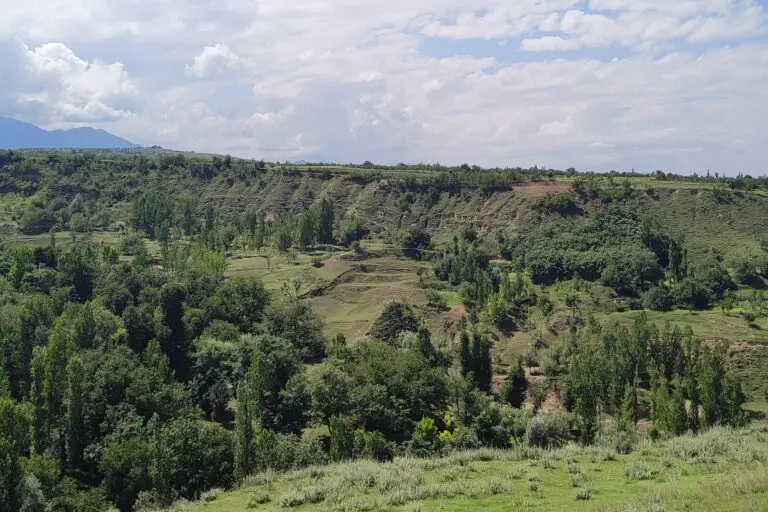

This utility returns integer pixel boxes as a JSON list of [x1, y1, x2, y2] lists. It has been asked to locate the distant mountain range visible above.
[[0, 117, 137, 150]]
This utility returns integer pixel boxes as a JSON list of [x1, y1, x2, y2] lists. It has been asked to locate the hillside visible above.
[[1, 150, 767, 512], [185, 425, 768, 512], [0, 117, 137, 150]]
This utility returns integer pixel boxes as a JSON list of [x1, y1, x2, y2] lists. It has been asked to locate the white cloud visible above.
[[0, 38, 137, 124], [186, 43, 241, 78], [0, 0, 766, 173]]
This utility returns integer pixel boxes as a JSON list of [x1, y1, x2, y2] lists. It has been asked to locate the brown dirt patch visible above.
[[514, 181, 572, 198], [443, 305, 468, 335]]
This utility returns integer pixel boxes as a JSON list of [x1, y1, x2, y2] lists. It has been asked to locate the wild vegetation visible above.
[[0, 149, 766, 512]]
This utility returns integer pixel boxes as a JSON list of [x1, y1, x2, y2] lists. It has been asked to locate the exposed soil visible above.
[[514, 181, 573, 197]]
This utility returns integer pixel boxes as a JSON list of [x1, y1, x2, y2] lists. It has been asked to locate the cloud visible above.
[[186, 43, 241, 78], [0, 0, 767, 174], [0, 38, 137, 124]]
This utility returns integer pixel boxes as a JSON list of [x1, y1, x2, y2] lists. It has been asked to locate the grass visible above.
[[184, 425, 768, 512]]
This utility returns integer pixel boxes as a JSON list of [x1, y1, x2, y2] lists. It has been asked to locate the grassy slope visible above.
[[186, 425, 768, 512], [6, 171, 768, 399]]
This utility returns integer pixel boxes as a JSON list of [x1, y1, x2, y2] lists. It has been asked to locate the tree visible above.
[[244, 335, 303, 433], [617, 383, 637, 432], [30, 347, 48, 455], [265, 298, 325, 361], [529, 379, 549, 414], [408, 417, 441, 457], [0, 367, 8, 400], [157, 282, 189, 380], [298, 211, 315, 250], [177, 194, 199, 236], [502, 358, 528, 408], [308, 362, 351, 429], [470, 332, 492, 392], [650, 376, 669, 434], [65, 356, 85, 472], [668, 238, 686, 282], [675, 277, 712, 311], [148, 414, 173, 505], [402, 228, 431, 259], [0, 398, 31, 511], [101, 245, 119, 265], [10, 245, 34, 289], [44, 317, 76, 463], [341, 217, 369, 245], [207, 278, 270, 333], [416, 325, 437, 364], [459, 331, 472, 377], [601, 248, 663, 296], [234, 381, 254, 482], [329, 415, 355, 461], [564, 349, 607, 443], [668, 378, 688, 436], [57, 243, 97, 302], [316, 197, 335, 244]]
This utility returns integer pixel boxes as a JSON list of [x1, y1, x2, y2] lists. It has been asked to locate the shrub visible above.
[[354, 430, 395, 462], [121, 233, 146, 256], [525, 411, 571, 449], [624, 461, 657, 481], [341, 217, 370, 245], [311, 258, 324, 268], [408, 417, 442, 458], [644, 285, 674, 312], [573, 487, 594, 501], [674, 278, 712, 310], [401, 228, 431, 260], [369, 302, 419, 343], [248, 491, 271, 507], [278, 487, 326, 508], [425, 290, 447, 310]]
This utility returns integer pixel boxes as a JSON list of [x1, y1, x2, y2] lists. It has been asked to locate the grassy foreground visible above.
[[183, 425, 768, 512]]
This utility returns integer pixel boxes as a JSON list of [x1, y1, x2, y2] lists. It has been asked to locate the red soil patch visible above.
[[514, 181, 572, 197], [443, 305, 468, 335]]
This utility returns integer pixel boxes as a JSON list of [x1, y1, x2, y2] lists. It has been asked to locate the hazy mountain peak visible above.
[[0, 117, 137, 150]]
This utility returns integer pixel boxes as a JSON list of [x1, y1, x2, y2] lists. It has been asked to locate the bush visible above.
[[525, 411, 571, 449], [624, 461, 657, 481], [311, 258, 324, 268], [369, 302, 419, 343], [573, 487, 594, 501], [425, 290, 447, 310], [355, 430, 395, 462], [18, 206, 58, 235], [248, 491, 271, 507], [402, 228, 431, 260], [341, 217, 370, 245], [121, 233, 146, 256], [733, 260, 760, 286], [674, 278, 712, 310], [644, 285, 673, 312], [408, 417, 442, 458]]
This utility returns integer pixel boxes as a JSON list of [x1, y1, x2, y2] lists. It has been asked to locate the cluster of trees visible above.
[[0, 150, 760, 512], [0, 231, 752, 512], [556, 316, 746, 443], [433, 233, 537, 329], [0, 236, 322, 510], [131, 188, 355, 257]]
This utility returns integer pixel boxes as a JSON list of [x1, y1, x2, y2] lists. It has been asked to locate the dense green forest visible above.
[[0, 150, 765, 511]]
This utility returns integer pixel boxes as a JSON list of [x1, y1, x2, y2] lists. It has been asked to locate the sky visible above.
[[1, 0, 767, 174]]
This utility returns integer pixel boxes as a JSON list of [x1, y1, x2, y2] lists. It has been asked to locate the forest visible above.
[[0, 149, 765, 512]]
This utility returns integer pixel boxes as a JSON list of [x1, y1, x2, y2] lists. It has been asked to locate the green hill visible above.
[[1, 150, 767, 512]]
